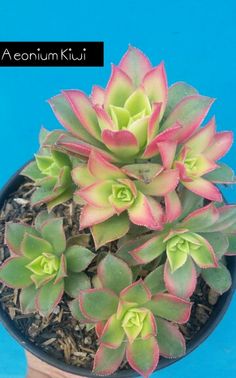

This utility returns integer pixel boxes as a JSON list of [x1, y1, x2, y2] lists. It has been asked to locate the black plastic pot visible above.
[[0, 163, 236, 378]]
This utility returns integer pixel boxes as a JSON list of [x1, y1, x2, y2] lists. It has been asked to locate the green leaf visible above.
[[5, 223, 39, 255], [227, 234, 236, 254], [144, 265, 165, 295], [34, 211, 55, 232], [122, 163, 163, 183], [21, 233, 53, 259], [181, 204, 218, 232], [162, 82, 198, 123], [20, 285, 37, 313], [200, 232, 229, 259], [0, 257, 32, 288], [65, 245, 95, 273], [202, 262, 232, 294], [146, 293, 192, 323], [204, 163, 236, 183], [64, 272, 91, 298], [97, 254, 132, 295], [161, 95, 213, 132], [39, 127, 50, 145], [47, 187, 74, 212], [49, 94, 102, 146], [204, 206, 236, 233], [93, 343, 126, 376], [36, 280, 64, 316], [51, 150, 71, 168], [156, 317, 186, 358], [167, 244, 188, 273], [21, 161, 45, 181], [100, 314, 125, 348], [41, 218, 66, 255], [189, 234, 218, 269], [91, 213, 130, 249], [69, 298, 89, 322], [164, 258, 197, 298], [116, 235, 151, 266], [130, 233, 166, 265], [80, 288, 119, 321], [126, 336, 159, 378], [178, 187, 203, 221], [120, 280, 151, 305]]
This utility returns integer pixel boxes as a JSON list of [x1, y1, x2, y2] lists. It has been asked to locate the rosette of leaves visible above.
[[0, 211, 95, 316], [70, 254, 192, 378], [46, 46, 235, 220], [21, 128, 75, 211], [72, 150, 179, 248], [117, 193, 235, 299]]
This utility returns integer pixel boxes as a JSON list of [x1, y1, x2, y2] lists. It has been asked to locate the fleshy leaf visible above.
[[49, 94, 100, 145], [185, 117, 216, 153], [21, 233, 53, 259], [203, 205, 236, 233], [5, 223, 39, 255], [122, 163, 163, 183], [41, 218, 66, 255], [131, 233, 166, 264], [65, 245, 95, 273], [136, 169, 179, 196], [204, 163, 236, 184], [21, 161, 45, 181], [20, 285, 37, 313], [100, 314, 124, 348], [62, 90, 101, 140], [146, 293, 192, 323], [120, 280, 151, 305], [143, 62, 168, 119], [34, 211, 55, 232], [183, 177, 222, 202], [104, 65, 133, 110], [116, 235, 152, 266], [189, 234, 218, 269], [88, 151, 125, 180], [202, 262, 232, 294], [181, 203, 219, 233], [35, 279, 64, 316], [128, 193, 163, 230], [69, 299, 88, 322], [64, 272, 91, 298], [79, 288, 119, 322], [79, 204, 116, 229], [101, 129, 139, 159], [126, 336, 159, 378], [91, 213, 130, 249], [164, 257, 197, 298], [178, 188, 203, 221], [162, 82, 198, 122], [93, 343, 126, 376], [0, 257, 32, 288], [144, 265, 165, 295], [161, 95, 214, 142], [156, 318, 186, 358], [97, 254, 132, 295], [200, 232, 229, 259], [119, 46, 152, 86]]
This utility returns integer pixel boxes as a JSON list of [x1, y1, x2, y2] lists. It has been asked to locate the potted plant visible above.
[[0, 46, 236, 378]]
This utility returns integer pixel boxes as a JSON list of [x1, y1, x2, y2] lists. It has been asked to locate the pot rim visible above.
[[0, 161, 235, 378]]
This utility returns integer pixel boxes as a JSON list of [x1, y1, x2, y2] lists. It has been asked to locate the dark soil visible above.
[[0, 179, 220, 371]]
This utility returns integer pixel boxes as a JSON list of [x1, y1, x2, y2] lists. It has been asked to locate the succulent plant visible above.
[[47, 46, 215, 166], [0, 211, 95, 316], [21, 128, 75, 211], [72, 150, 179, 248], [70, 254, 192, 378], [117, 201, 235, 298], [46, 46, 235, 222]]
